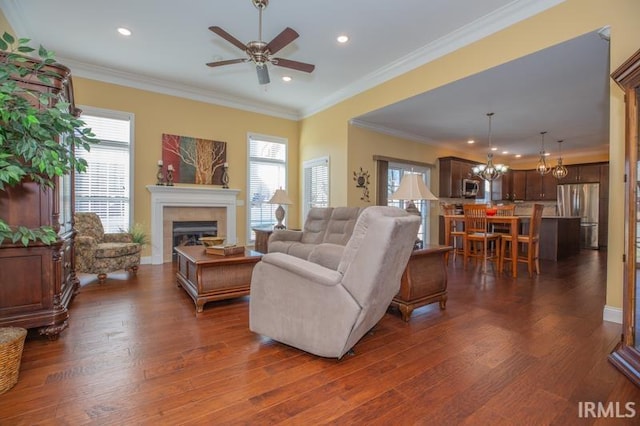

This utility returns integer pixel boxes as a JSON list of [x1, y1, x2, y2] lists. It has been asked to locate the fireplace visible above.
[[172, 220, 217, 259], [147, 185, 240, 264]]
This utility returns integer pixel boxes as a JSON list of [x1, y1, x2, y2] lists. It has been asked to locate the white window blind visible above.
[[248, 134, 287, 241], [303, 157, 329, 220], [75, 112, 132, 233]]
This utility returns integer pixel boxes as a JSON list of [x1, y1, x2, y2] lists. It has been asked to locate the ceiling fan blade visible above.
[[206, 58, 248, 67], [256, 65, 270, 85], [272, 58, 315, 73], [209, 26, 247, 51], [266, 27, 299, 55]]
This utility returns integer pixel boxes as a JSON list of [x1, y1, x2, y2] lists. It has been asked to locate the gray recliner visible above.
[[249, 206, 420, 358]]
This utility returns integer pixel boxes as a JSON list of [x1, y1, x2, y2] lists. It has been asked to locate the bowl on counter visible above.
[[486, 207, 498, 216]]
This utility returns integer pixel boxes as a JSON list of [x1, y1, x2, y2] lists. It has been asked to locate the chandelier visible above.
[[536, 131, 552, 175], [552, 139, 568, 179], [472, 112, 508, 181]]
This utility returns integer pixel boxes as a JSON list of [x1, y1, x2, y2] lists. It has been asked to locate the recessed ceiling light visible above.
[[117, 27, 132, 36], [491, 147, 498, 151], [282, 76, 292, 82], [544, 152, 551, 156], [515, 154, 522, 158], [467, 140, 475, 144], [502, 151, 509, 155], [337, 35, 349, 43]]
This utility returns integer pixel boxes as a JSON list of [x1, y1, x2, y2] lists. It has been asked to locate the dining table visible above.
[[443, 214, 521, 277]]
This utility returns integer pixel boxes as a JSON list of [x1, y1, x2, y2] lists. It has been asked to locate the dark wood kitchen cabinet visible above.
[[438, 157, 484, 199], [0, 55, 79, 340], [502, 170, 527, 201], [563, 163, 604, 183], [525, 170, 557, 200]]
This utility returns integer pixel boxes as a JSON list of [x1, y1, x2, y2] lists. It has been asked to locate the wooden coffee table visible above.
[[174, 245, 262, 313]]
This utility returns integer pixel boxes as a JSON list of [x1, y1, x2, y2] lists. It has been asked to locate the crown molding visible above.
[[57, 57, 301, 121], [349, 119, 436, 145], [1, 0, 564, 121], [301, 0, 565, 118]]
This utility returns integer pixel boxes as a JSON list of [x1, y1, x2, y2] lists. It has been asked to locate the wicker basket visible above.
[[0, 327, 27, 394]]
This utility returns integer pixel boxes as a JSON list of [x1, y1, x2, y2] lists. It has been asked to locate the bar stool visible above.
[[499, 204, 544, 277]]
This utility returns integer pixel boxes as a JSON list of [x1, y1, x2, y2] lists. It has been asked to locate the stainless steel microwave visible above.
[[463, 179, 479, 197]]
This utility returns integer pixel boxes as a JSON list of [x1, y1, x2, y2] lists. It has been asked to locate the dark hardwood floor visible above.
[[1, 250, 639, 425]]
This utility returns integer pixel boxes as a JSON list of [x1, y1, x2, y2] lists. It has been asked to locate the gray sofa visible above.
[[268, 206, 363, 270], [250, 206, 420, 358]]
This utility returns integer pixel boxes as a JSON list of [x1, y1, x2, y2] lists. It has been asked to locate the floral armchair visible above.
[[74, 212, 141, 283]]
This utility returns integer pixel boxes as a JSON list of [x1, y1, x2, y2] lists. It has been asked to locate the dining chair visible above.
[[491, 204, 516, 234], [462, 204, 501, 273], [499, 203, 544, 277], [442, 204, 465, 265]]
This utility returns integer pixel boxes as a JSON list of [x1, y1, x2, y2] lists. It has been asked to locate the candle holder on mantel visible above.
[[221, 164, 229, 189], [156, 163, 165, 186], [166, 166, 174, 186]]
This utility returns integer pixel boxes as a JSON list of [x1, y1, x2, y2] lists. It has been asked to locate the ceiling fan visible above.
[[206, 0, 315, 85]]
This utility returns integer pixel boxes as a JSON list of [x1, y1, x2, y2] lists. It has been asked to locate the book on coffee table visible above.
[[205, 244, 245, 256]]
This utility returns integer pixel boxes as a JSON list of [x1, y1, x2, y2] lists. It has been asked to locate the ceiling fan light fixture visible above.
[[256, 64, 270, 85], [207, 0, 315, 85], [536, 131, 552, 175], [337, 35, 349, 43], [471, 112, 508, 182]]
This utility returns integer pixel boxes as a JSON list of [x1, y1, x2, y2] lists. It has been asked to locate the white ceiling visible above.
[[0, 0, 610, 162]]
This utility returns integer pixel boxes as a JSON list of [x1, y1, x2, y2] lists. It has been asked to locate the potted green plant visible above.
[[0, 32, 97, 246]]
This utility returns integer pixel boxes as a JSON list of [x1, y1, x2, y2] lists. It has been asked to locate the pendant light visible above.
[[536, 131, 552, 175], [552, 139, 568, 179], [471, 113, 509, 181]]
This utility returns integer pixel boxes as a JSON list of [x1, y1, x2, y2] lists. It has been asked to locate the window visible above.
[[303, 157, 329, 220], [387, 163, 432, 247], [75, 108, 133, 233], [247, 134, 287, 241]]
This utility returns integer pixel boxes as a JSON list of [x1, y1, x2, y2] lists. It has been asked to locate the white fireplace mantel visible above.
[[147, 185, 240, 264]]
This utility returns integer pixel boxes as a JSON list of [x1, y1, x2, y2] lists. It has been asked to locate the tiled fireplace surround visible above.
[[147, 185, 240, 264]]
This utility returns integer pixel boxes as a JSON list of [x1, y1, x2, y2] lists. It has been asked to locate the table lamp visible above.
[[268, 188, 293, 229], [390, 172, 438, 215], [390, 172, 438, 250]]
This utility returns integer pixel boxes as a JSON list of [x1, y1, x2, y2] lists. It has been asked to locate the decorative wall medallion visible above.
[[353, 167, 370, 202]]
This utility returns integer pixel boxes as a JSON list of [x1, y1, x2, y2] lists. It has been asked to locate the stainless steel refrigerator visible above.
[[557, 183, 600, 249]]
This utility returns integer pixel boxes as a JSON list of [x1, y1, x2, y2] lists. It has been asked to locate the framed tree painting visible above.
[[162, 134, 227, 185]]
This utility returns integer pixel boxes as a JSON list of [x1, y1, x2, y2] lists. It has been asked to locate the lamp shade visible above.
[[390, 172, 438, 201], [268, 188, 293, 205]]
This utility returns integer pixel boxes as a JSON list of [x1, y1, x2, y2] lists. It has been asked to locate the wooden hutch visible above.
[[0, 54, 79, 339]]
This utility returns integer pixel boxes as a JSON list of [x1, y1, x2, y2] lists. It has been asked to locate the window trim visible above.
[[246, 132, 288, 242], [78, 105, 135, 226], [302, 156, 330, 221]]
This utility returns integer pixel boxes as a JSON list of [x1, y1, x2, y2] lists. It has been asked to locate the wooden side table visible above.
[[390, 244, 452, 321], [252, 227, 273, 254]]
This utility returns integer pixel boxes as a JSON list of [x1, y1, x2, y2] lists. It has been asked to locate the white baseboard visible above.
[[603, 305, 623, 324], [140, 256, 153, 265]]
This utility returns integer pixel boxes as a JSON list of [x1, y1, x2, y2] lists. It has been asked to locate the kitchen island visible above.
[[438, 215, 581, 262], [521, 216, 581, 260]]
